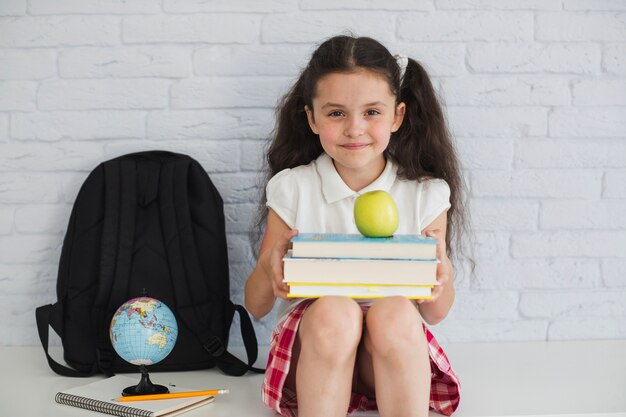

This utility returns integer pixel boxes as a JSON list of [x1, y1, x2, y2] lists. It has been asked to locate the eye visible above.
[[365, 109, 381, 116], [328, 111, 344, 118]]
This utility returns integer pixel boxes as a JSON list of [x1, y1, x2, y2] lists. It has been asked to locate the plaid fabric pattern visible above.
[[261, 300, 461, 416]]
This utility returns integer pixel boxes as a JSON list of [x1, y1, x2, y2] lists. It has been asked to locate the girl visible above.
[[245, 35, 466, 417]]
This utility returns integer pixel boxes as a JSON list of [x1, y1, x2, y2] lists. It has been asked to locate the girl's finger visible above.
[[275, 284, 289, 299], [426, 229, 439, 240], [271, 260, 283, 282], [431, 284, 444, 299], [283, 229, 298, 245], [436, 272, 448, 287], [435, 235, 446, 259], [425, 229, 443, 257]]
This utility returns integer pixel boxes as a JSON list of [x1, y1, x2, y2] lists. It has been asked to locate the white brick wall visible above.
[[1, 1, 625, 347]]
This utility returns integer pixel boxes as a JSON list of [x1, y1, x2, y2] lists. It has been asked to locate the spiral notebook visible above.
[[55, 375, 214, 417]]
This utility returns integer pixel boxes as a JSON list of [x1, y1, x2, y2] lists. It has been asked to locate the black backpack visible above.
[[36, 150, 262, 377]]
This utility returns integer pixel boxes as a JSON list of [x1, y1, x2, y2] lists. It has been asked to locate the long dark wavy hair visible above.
[[252, 35, 471, 262]]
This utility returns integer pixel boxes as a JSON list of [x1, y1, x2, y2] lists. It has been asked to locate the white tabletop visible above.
[[2, 340, 625, 417]]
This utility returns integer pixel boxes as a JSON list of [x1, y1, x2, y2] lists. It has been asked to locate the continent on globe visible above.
[[148, 332, 168, 349]]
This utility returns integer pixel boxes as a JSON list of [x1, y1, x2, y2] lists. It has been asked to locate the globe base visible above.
[[122, 364, 169, 396]]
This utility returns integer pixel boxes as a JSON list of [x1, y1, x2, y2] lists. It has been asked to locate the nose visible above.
[[344, 116, 364, 138]]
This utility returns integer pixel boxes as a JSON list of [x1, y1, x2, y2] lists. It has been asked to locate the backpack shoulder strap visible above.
[[36, 164, 107, 377], [218, 304, 265, 375], [160, 156, 262, 375], [92, 157, 138, 376], [36, 303, 97, 377]]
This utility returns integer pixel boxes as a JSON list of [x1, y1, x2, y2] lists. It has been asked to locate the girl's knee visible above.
[[300, 296, 363, 358], [365, 297, 425, 354]]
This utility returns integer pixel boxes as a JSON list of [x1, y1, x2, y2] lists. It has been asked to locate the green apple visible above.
[[353, 190, 399, 237]]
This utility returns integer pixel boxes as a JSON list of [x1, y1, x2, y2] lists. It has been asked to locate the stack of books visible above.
[[283, 233, 439, 300]]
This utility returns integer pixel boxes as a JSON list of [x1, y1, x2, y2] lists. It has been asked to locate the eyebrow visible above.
[[321, 101, 388, 109]]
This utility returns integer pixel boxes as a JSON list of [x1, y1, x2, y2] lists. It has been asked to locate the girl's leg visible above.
[[357, 296, 431, 417], [284, 296, 363, 417]]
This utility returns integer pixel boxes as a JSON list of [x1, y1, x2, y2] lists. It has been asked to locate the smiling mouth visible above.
[[341, 143, 369, 150]]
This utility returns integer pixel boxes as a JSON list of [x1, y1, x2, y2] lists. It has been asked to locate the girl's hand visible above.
[[261, 228, 299, 300], [418, 230, 451, 304]]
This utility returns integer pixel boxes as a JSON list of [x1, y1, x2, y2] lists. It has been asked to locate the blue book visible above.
[[290, 233, 437, 260]]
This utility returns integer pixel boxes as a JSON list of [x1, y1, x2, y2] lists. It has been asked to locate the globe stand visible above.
[[122, 365, 169, 396]]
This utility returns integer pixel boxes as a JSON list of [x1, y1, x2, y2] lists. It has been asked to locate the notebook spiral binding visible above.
[[55, 392, 151, 417]]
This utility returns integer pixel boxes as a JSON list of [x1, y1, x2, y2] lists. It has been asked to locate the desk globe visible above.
[[109, 296, 178, 395]]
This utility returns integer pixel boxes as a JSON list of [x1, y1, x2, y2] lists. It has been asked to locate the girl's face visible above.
[[305, 69, 405, 190]]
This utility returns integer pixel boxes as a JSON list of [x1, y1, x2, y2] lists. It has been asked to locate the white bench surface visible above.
[[2, 340, 625, 417]]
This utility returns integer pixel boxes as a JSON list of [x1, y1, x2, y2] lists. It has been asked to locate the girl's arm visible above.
[[418, 210, 455, 325], [244, 209, 297, 320]]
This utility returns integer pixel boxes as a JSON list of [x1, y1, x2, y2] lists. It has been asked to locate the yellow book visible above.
[[287, 283, 433, 299]]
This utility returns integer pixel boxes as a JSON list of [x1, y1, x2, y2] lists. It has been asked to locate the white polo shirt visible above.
[[266, 152, 451, 322]]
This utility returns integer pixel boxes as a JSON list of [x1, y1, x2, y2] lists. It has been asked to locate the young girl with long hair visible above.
[[245, 34, 468, 417]]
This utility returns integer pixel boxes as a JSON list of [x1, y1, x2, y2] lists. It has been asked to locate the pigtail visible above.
[[267, 75, 323, 177], [390, 58, 468, 261], [251, 71, 324, 254], [391, 58, 451, 179]]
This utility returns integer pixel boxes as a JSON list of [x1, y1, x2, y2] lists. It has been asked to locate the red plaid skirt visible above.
[[261, 300, 461, 416]]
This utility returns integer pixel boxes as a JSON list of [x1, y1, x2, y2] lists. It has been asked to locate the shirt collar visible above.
[[315, 153, 397, 204]]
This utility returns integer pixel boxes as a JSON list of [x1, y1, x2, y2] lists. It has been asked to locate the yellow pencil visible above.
[[114, 389, 229, 402]]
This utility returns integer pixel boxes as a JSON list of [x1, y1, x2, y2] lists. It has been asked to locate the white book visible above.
[[283, 251, 439, 286]]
